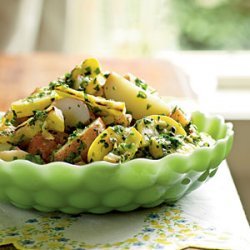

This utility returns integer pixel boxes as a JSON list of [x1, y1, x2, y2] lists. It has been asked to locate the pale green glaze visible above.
[[0, 111, 234, 214]]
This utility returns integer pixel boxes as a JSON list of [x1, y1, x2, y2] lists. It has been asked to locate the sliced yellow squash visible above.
[[11, 93, 57, 118], [148, 115, 186, 135], [148, 137, 165, 159], [87, 126, 142, 163], [71, 58, 106, 95], [71, 58, 101, 79], [135, 115, 186, 147]]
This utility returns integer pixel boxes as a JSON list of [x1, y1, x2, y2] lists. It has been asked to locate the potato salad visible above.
[[0, 58, 214, 164]]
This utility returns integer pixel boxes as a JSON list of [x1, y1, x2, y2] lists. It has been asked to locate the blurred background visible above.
[[0, 0, 250, 222], [1, 0, 250, 55]]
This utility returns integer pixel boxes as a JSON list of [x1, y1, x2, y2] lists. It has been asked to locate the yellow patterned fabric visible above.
[[0, 163, 249, 250], [0, 203, 248, 250]]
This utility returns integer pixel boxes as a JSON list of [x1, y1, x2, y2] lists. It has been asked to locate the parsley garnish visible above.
[[94, 67, 101, 74], [99, 139, 109, 148], [29, 110, 47, 126], [65, 152, 78, 163], [103, 72, 110, 78], [137, 91, 147, 99], [25, 154, 44, 164], [143, 117, 152, 125], [94, 85, 100, 91], [135, 78, 148, 91], [84, 66, 92, 76]]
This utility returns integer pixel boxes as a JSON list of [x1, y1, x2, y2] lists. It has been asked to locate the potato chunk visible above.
[[54, 118, 105, 163], [54, 97, 90, 128], [28, 134, 58, 162], [170, 106, 190, 127], [104, 72, 170, 119], [55, 85, 128, 126]]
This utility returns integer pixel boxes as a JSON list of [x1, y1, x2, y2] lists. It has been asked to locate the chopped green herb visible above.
[[125, 143, 133, 149], [0, 128, 13, 138], [49, 81, 60, 90], [103, 72, 110, 78], [99, 139, 109, 148], [135, 78, 148, 91], [69, 130, 80, 140], [146, 104, 152, 110], [101, 132, 108, 138], [4, 119, 11, 126], [29, 110, 47, 126], [143, 117, 152, 125], [172, 105, 178, 114], [38, 92, 46, 98], [92, 107, 102, 113], [94, 85, 100, 91], [78, 140, 86, 150], [25, 154, 44, 164], [80, 76, 91, 90], [26, 95, 35, 103], [137, 91, 147, 99], [64, 72, 71, 79], [110, 137, 117, 144], [12, 110, 17, 118], [18, 133, 26, 144], [94, 67, 101, 74], [65, 152, 78, 163], [113, 125, 124, 134], [171, 127, 176, 133], [76, 121, 85, 129], [84, 66, 92, 76], [84, 93, 89, 101]]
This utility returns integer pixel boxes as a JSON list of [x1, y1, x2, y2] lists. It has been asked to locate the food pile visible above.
[[0, 58, 214, 164]]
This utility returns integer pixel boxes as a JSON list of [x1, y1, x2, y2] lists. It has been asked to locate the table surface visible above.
[[0, 53, 249, 249]]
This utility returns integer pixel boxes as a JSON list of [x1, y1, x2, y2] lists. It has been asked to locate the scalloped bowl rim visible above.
[[0, 110, 234, 169]]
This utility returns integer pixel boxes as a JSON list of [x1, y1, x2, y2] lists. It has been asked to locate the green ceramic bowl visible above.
[[0, 111, 233, 214]]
